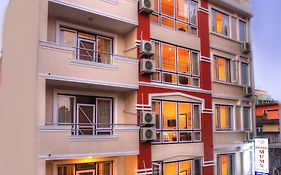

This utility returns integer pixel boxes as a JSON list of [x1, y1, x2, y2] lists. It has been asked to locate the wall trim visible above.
[[38, 150, 139, 160], [139, 82, 212, 94], [38, 73, 139, 90], [49, 0, 138, 26]]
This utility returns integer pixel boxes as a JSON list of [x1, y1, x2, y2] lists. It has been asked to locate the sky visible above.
[[252, 0, 281, 101], [0, 0, 280, 100], [0, 0, 10, 55]]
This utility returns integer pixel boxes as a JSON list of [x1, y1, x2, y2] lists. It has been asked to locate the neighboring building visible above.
[[255, 90, 281, 174], [0, 0, 255, 175]]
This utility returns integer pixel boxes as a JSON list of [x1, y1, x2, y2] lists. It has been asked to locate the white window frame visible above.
[[215, 104, 234, 131], [213, 55, 231, 83], [96, 98, 113, 135], [210, 8, 231, 38], [216, 153, 235, 175], [242, 106, 252, 131], [238, 18, 248, 42], [151, 40, 201, 88], [56, 95, 76, 125], [240, 61, 250, 86], [52, 89, 117, 128], [76, 103, 95, 136]]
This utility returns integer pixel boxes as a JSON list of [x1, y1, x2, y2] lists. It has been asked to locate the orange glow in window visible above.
[[216, 13, 223, 34], [221, 155, 228, 175]]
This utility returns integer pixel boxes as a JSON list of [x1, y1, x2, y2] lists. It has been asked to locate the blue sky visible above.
[[252, 0, 281, 101], [0, 1, 280, 100]]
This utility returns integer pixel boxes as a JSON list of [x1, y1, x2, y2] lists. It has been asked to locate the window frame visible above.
[[213, 55, 231, 83], [211, 8, 230, 37], [151, 0, 199, 36], [238, 19, 247, 42], [152, 158, 202, 175], [242, 106, 252, 131], [215, 104, 233, 131], [96, 98, 113, 135], [152, 100, 202, 144], [58, 26, 113, 64], [52, 90, 114, 135], [151, 40, 200, 88], [216, 154, 235, 175], [240, 61, 250, 86]]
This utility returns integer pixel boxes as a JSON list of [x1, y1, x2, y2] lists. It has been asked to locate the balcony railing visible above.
[[44, 122, 138, 136]]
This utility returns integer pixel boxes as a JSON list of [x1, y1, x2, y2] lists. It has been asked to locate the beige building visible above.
[[0, 0, 255, 175]]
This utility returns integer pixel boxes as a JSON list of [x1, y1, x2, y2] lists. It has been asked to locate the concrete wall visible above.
[[0, 1, 40, 175]]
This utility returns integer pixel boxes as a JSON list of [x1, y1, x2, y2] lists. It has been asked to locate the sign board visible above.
[[255, 138, 269, 175]]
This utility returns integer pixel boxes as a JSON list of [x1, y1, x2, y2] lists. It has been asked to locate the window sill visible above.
[[214, 130, 243, 133], [68, 134, 118, 142], [210, 32, 241, 44], [70, 59, 117, 70], [39, 125, 72, 131], [213, 80, 244, 87]]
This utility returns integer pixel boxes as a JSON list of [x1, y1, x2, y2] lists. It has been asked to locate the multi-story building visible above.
[[0, 0, 255, 175], [255, 90, 281, 174]]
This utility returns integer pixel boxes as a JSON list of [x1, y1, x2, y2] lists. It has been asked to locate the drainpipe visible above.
[[0, 0, 10, 59]]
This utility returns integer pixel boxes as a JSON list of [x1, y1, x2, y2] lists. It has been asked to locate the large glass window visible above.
[[152, 41, 200, 87], [152, 100, 201, 144], [211, 9, 229, 36], [56, 94, 113, 135], [217, 154, 234, 175], [215, 105, 233, 131], [243, 107, 251, 131], [58, 162, 113, 175], [239, 20, 247, 42], [241, 62, 249, 85], [59, 27, 113, 64], [213, 56, 230, 82], [152, 0, 198, 35], [153, 158, 202, 175]]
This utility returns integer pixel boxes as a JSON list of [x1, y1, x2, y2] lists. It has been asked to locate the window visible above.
[[217, 154, 235, 175], [59, 27, 113, 64], [152, 100, 201, 144], [213, 56, 230, 82], [55, 94, 113, 135], [241, 62, 249, 85], [57, 95, 75, 124], [239, 20, 247, 42], [243, 107, 251, 131], [211, 9, 229, 36], [58, 162, 113, 175], [152, 41, 200, 87], [215, 105, 233, 131], [151, 0, 198, 35], [153, 158, 202, 175]]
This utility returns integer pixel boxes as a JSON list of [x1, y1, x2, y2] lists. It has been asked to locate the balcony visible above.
[[38, 41, 138, 90], [48, 0, 138, 34], [38, 123, 139, 159]]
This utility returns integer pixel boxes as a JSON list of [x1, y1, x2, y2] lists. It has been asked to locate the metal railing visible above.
[[74, 47, 113, 65], [44, 122, 138, 136]]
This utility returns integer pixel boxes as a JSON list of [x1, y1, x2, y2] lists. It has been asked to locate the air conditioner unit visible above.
[[140, 111, 156, 126], [241, 42, 251, 54], [140, 59, 156, 75], [244, 132, 254, 142], [140, 40, 155, 56], [139, 0, 154, 14], [140, 127, 156, 142], [243, 85, 253, 97]]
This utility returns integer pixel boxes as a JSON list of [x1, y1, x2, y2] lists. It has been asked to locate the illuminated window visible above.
[[217, 154, 234, 175], [211, 9, 229, 36], [215, 105, 232, 131], [59, 27, 113, 64], [152, 0, 198, 35], [213, 56, 230, 82], [239, 20, 247, 42], [152, 41, 200, 87], [153, 158, 202, 175], [152, 100, 201, 144]]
